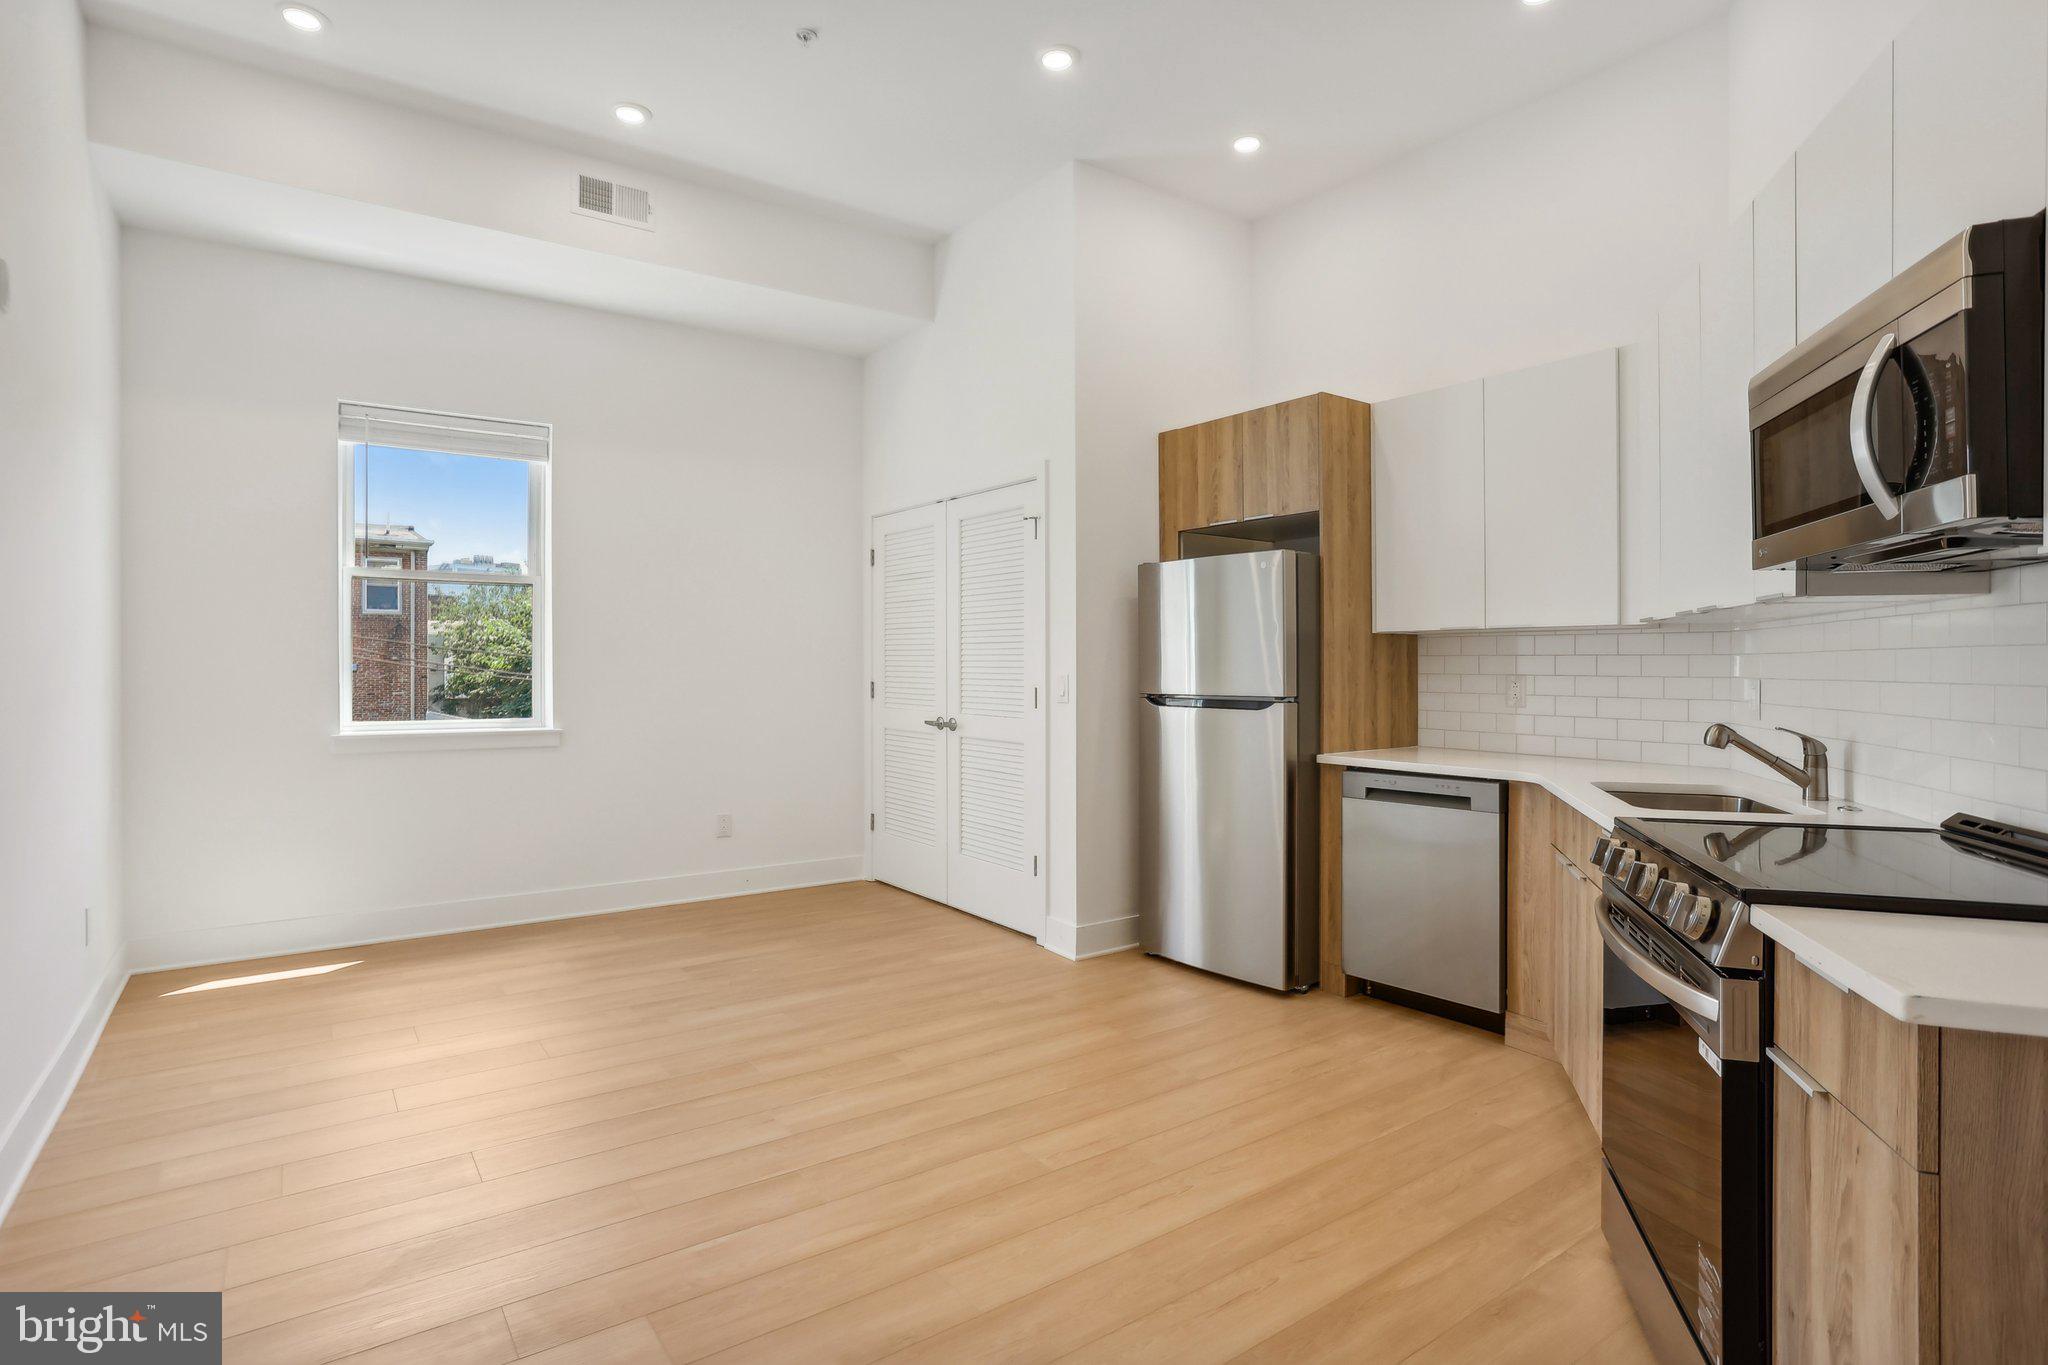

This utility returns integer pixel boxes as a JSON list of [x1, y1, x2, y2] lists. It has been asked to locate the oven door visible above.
[[1596, 897, 1764, 1364]]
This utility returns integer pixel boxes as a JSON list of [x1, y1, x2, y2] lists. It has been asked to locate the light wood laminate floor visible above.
[[0, 882, 1657, 1364]]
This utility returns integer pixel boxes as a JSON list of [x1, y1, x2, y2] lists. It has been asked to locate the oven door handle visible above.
[[1594, 905, 1722, 1022], [1849, 331, 1902, 520]]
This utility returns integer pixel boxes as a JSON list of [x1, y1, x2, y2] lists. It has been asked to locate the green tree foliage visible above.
[[432, 585, 533, 718]]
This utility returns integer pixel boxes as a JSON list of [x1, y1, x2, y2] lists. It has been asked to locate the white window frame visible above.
[[360, 556, 404, 615], [336, 402, 556, 746]]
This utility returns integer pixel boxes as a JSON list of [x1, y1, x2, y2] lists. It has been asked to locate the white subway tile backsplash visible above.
[[1995, 686, 2048, 729], [1411, 563, 2048, 827]]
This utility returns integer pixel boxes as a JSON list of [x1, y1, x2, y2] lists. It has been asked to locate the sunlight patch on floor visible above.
[[160, 961, 362, 996]]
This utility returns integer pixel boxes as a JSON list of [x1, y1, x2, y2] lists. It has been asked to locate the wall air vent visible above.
[[573, 174, 654, 231]]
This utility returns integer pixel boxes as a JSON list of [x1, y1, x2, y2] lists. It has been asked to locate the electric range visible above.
[[1588, 811, 2048, 1364]]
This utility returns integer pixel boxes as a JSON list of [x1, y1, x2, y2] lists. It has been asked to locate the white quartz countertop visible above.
[[1752, 905, 2048, 1038], [1316, 746, 2048, 1038], [1315, 745, 1912, 832]]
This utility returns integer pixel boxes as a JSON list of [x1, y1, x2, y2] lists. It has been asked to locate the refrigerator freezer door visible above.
[[1138, 551, 1298, 699], [1138, 697, 1295, 990]]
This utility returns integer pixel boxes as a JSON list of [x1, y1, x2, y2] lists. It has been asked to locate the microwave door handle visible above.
[[1594, 904, 1721, 1021], [1849, 331, 1902, 520]]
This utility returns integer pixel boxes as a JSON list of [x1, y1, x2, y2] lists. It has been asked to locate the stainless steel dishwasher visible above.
[[1341, 769, 1506, 1031]]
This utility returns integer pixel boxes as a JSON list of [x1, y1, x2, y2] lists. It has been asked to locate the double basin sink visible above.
[[1595, 783, 1791, 816]]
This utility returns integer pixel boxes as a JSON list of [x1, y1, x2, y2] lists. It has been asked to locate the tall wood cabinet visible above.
[[1157, 393, 1419, 993]]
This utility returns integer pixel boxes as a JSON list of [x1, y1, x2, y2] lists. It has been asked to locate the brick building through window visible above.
[[350, 524, 434, 721]]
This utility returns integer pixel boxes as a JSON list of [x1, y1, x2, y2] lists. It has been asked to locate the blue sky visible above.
[[354, 444, 529, 568]]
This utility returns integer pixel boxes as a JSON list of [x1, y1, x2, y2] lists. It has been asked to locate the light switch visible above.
[[1056, 674, 1071, 704]]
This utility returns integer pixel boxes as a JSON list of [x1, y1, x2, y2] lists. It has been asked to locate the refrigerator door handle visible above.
[[1143, 695, 1282, 710]]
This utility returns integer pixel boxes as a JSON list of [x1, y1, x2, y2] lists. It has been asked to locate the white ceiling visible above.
[[87, 0, 1728, 237]]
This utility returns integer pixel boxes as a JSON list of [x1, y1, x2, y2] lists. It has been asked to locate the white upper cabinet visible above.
[[1892, 0, 2048, 269], [1618, 330, 1662, 626], [1482, 351, 1620, 629], [1796, 51, 1893, 341], [1753, 159, 1798, 369], [1372, 379, 1485, 633], [1656, 270, 1703, 619], [1697, 210, 1763, 611]]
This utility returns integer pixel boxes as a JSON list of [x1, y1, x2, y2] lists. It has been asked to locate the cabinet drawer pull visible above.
[[1551, 849, 1587, 883], [1766, 1045, 1828, 1100]]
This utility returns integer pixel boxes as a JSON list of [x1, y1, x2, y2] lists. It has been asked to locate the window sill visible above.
[[332, 726, 562, 754]]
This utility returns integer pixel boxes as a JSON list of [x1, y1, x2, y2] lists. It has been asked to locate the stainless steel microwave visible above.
[[1748, 211, 2043, 573]]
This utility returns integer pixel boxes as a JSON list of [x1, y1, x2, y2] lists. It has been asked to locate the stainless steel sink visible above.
[[1595, 784, 1792, 816]]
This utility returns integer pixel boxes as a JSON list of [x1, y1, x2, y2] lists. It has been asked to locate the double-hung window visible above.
[[338, 402, 552, 736]]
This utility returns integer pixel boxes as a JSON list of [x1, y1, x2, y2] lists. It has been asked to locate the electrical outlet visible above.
[[715, 814, 733, 839], [1506, 676, 1526, 710], [1739, 677, 1761, 704]]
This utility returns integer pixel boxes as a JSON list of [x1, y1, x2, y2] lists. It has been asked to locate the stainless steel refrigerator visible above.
[[1137, 549, 1319, 992]]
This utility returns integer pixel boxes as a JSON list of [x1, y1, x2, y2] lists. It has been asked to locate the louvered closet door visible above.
[[870, 503, 949, 902], [943, 482, 1046, 937]]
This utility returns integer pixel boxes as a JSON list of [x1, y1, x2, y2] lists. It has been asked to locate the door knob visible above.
[[923, 717, 945, 729], [938, 717, 959, 731]]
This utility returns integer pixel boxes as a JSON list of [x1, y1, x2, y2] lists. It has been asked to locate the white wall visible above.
[[863, 168, 1077, 514], [861, 165, 1252, 955], [1250, 22, 1728, 406], [862, 167, 1082, 939], [1725, 0, 1928, 205], [120, 231, 867, 969], [0, 0, 126, 1216], [1072, 166, 1253, 953]]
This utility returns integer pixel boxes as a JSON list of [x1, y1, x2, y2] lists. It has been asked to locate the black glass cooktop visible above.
[[1617, 815, 2048, 923]]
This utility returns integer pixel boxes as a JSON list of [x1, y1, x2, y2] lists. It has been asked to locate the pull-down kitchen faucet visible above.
[[1703, 723, 1829, 805]]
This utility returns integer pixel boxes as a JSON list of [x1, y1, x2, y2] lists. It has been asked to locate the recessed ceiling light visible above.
[[1039, 46, 1079, 73], [1233, 135, 1263, 155], [1522, 0, 1554, 7], [278, 4, 327, 32], [613, 103, 652, 127]]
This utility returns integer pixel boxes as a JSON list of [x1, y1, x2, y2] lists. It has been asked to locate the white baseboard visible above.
[[1039, 913, 1140, 961], [127, 855, 867, 974], [0, 950, 130, 1226]]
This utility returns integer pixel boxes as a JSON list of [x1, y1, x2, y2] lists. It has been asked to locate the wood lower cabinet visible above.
[[1773, 1064, 1940, 1362], [1776, 952, 1939, 1167], [1771, 946, 2048, 1362], [1505, 783, 1557, 1053], [1554, 858, 1604, 1134], [1504, 782, 1605, 1134]]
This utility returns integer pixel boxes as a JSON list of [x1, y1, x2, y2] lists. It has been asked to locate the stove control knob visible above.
[[1650, 879, 1692, 921], [1604, 843, 1636, 878], [1624, 861, 1661, 900], [1678, 895, 1719, 941], [1591, 836, 1613, 870]]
